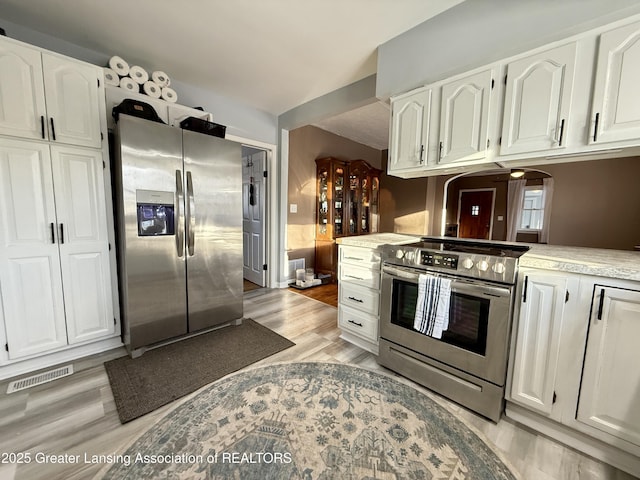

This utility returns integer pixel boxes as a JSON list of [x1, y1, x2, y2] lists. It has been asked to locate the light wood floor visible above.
[[0, 288, 635, 480]]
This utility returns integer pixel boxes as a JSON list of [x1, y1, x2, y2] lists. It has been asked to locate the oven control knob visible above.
[[477, 260, 489, 271], [395, 249, 404, 259], [461, 258, 474, 270], [492, 263, 506, 274], [405, 250, 415, 262]]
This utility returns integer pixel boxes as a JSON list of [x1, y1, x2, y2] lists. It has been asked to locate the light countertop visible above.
[[521, 244, 640, 282], [337, 234, 640, 282], [336, 233, 421, 248]]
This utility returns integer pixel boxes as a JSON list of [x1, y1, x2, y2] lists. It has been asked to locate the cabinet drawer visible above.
[[340, 282, 379, 316], [338, 305, 377, 342], [339, 245, 381, 269], [339, 264, 380, 290]]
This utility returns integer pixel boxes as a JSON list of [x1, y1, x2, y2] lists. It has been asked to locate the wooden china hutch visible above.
[[315, 157, 382, 280]]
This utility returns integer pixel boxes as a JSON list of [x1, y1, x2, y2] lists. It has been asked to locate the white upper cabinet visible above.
[[388, 87, 431, 173], [577, 286, 640, 447], [501, 43, 577, 155], [42, 53, 102, 148], [438, 68, 496, 164], [590, 20, 640, 146], [0, 38, 102, 148], [0, 41, 47, 141]]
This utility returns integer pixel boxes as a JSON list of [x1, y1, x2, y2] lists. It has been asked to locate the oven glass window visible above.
[[390, 279, 489, 355]]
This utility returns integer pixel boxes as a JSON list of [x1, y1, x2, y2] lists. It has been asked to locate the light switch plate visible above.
[[290, 203, 297, 213]]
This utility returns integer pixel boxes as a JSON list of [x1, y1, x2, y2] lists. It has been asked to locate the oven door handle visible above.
[[382, 264, 421, 280], [383, 265, 512, 298]]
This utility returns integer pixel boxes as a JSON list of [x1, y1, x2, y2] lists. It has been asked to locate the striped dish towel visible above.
[[413, 274, 452, 339]]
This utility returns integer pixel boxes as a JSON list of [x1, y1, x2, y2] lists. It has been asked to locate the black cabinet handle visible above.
[[347, 296, 364, 303], [59, 223, 64, 244], [41, 116, 46, 139], [419, 144, 425, 164], [522, 276, 529, 303], [438, 141, 443, 160], [597, 288, 605, 320], [50, 118, 56, 141], [558, 119, 565, 146], [348, 319, 363, 327], [50, 222, 55, 243], [593, 113, 599, 142]]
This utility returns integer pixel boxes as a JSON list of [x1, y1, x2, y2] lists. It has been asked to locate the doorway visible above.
[[242, 146, 267, 287], [457, 189, 495, 240]]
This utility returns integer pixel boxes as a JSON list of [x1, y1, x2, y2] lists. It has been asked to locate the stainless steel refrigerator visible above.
[[112, 114, 243, 356]]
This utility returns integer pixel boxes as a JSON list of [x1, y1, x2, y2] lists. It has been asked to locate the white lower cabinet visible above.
[[507, 268, 640, 476], [337, 245, 381, 354], [510, 270, 578, 418], [0, 137, 114, 360], [577, 285, 640, 447]]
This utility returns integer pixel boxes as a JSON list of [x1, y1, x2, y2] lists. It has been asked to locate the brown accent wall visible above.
[[543, 156, 640, 250], [431, 156, 640, 250], [287, 126, 383, 270]]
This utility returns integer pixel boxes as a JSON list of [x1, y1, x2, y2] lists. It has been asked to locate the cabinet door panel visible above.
[[591, 20, 640, 145], [0, 41, 47, 140], [439, 70, 492, 163], [510, 272, 568, 415], [577, 287, 640, 447], [0, 139, 67, 358], [51, 146, 114, 344], [389, 88, 430, 172], [42, 53, 102, 148], [501, 43, 576, 155]]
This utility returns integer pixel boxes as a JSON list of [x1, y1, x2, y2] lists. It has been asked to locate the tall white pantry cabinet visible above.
[[0, 35, 120, 376]]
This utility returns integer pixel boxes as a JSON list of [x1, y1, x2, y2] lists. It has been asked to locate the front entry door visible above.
[[458, 189, 494, 240], [242, 148, 266, 286]]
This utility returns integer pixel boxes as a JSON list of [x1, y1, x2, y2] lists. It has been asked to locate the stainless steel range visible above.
[[378, 237, 529, 422]]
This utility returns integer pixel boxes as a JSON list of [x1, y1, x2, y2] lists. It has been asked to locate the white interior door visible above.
[[242, 149, 266, 286]]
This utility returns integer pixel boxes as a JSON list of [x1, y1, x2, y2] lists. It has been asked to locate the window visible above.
[[519, 187, 545, 231]]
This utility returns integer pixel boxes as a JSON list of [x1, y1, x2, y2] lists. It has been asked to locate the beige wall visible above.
[[379, 152, 430, 234], [287, 126, 384, 270]]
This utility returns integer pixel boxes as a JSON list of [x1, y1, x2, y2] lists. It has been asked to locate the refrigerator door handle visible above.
[[186, 171, 195, 256], [175, 170, 185, 257]]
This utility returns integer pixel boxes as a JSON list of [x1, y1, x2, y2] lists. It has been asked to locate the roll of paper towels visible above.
[[142, 81, 161, 99], [119, 76, 138, 92], [161, 87, 178, 103], [108, 55, 129, 76], [103, 67, 120, 86], [151, 71, 170, 88], [129, 65, 149, 84]]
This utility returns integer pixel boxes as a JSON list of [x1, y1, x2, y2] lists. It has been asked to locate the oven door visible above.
[[380, 263, 514, 386]]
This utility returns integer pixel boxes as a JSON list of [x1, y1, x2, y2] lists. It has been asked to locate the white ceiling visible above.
[[312, 101, 391, 150], [0, 0, 462, 118]]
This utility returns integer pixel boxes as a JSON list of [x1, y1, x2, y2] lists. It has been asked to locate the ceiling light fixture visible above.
[[510, 169, 525, 178]]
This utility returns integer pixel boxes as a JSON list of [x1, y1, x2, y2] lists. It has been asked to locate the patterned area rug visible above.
[[104, 362, 520, 479]]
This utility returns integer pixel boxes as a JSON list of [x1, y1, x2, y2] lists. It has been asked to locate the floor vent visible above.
[[6, 365, 74, 394]]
